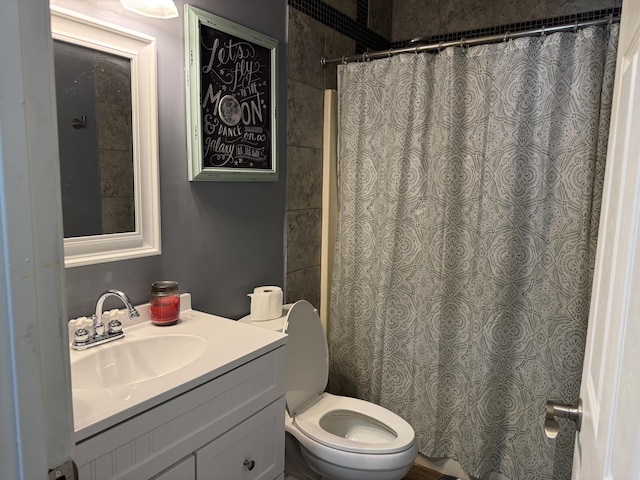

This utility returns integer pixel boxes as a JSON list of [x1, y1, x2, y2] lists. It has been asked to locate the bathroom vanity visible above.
[[69, 295, 286, 479]]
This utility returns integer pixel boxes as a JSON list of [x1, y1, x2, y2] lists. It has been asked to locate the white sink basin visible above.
[[71, 334, 207, 390]]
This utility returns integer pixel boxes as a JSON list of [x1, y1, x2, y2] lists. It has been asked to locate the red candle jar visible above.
[[150, 281, 180, 326]]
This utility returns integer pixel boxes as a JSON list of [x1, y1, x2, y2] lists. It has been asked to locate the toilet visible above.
[[241, 300, 417, 480]]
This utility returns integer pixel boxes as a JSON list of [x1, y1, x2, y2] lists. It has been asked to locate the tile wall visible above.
[[95, 52, 134, 234], [391, 0, 623, 43], [285, 0, 391, 308]]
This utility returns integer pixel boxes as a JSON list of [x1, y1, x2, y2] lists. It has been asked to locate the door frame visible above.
[[0, 0, 73, 477]]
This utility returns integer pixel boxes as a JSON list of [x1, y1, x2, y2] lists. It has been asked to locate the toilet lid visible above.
[[285, 300, 328, 416]]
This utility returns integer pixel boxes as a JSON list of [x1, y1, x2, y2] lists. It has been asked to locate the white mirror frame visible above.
[[51, 6, 161, 267]]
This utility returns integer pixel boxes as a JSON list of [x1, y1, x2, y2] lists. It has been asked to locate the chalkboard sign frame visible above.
[[184, 5, 278, 181]]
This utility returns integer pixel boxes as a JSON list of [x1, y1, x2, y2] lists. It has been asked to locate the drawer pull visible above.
[[243, 459, 256, 471]]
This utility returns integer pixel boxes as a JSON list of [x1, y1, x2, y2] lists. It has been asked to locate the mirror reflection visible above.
[[53, 40, 135, 238]]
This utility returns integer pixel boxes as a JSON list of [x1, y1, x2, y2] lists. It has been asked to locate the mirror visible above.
[[51, 6, 161, 267], [54, 40, 134, 238]]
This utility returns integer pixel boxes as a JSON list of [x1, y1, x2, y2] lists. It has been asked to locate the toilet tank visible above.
[[238, 304, 293, 332]]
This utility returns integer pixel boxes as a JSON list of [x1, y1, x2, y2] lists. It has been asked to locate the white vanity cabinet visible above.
[[71, 305, 286, 480]]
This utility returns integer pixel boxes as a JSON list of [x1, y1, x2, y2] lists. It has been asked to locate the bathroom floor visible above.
[[285, 463, 447, 480], [403, 463, 454, 480]]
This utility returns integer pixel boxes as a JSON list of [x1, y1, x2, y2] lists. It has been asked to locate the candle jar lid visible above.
[[151, 280, 179, 296]]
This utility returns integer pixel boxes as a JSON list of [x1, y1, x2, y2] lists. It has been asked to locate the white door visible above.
[[0, 0, 74, 478], [572, 2, 640, 478]]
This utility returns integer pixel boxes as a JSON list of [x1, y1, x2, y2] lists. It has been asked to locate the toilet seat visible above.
[[293, 393, 415, 454], [284, 300, 415, 458]]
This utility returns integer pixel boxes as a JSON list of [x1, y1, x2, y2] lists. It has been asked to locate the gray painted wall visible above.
[[53, 0, 287, 320]]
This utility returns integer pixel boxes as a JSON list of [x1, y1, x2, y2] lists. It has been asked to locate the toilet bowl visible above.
[[242, 299, 417, 480]]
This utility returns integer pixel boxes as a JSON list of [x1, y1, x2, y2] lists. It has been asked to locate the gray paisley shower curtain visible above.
[[328, 25, 619, 480]]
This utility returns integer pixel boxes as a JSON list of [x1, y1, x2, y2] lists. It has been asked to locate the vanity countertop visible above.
[[70, 294, 287, 442]]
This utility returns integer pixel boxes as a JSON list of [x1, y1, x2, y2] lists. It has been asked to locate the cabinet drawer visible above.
[[151, 455, 195, 480], [196, 398, 285, 480]]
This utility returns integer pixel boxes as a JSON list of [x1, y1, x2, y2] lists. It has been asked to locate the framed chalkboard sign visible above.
[[184, 5, 278, 181]]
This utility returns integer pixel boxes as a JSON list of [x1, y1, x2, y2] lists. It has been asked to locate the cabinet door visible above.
[[152, 455, 195, 480], [196, 398, 285, 480]]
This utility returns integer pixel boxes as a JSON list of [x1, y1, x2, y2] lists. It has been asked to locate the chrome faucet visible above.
[[93, 289, 140, 335], [72, 289, 140, 350]]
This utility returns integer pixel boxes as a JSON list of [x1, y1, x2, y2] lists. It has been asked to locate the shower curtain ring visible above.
[[461, 37, 468, 49], [438, 41, 444, 53], [503, 31, 510, 42], [342, 55, 347, 65], [415, 45, 419, 55], [541, 26, 546, 37], [574, 21, 579, 32], [362, 52, 369, 62], [388, 49, 393, 58]]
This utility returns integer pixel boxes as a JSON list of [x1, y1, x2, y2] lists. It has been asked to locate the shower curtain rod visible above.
[[321, 15, 619, 66]]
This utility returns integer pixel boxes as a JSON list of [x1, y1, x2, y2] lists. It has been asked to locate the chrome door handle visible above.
[[545, 399, 582, 438]]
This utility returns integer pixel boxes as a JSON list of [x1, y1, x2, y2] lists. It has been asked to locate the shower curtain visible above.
[[328, 25, 619, 480]]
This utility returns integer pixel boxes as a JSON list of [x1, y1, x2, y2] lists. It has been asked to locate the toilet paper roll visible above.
[[248, 286, 283, 321]]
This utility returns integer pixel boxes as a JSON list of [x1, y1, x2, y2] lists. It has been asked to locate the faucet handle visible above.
[[108, 319, 123, 334], [74, 328, 90, 344]]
